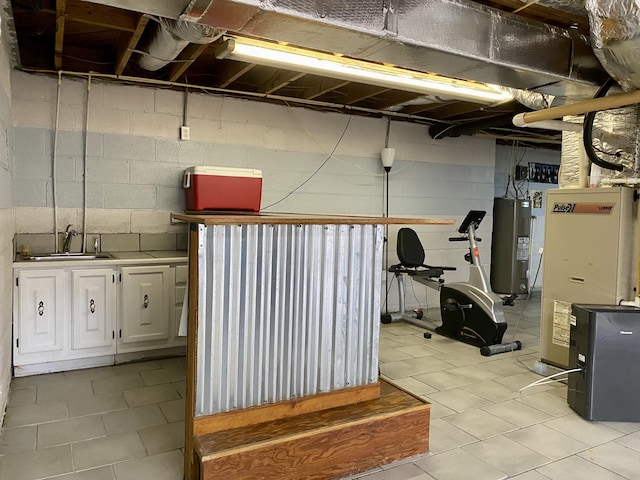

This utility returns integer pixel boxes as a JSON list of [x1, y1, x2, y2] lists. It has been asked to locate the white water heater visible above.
[[541, 187, 637, 368]]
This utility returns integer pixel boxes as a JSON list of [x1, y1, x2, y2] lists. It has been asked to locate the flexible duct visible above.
[[138, 18, 223, 71], [585, 0, 640, 92], [578, 1, 640, 178]]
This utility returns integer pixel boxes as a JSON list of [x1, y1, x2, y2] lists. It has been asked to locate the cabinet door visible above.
[[71, 268, 116, 353], [120, 266, 170, 346], [173, 263, 188, 345], [15, 269, 66, 356]]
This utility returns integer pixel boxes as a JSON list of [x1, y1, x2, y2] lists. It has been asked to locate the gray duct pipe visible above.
[[138, 17, 223, 71]]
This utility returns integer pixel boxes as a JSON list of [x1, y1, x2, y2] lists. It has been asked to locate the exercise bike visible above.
[[381, 210, 522, 356]]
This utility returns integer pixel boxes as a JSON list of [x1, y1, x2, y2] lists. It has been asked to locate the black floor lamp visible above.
[[381, 147, 395, 314]]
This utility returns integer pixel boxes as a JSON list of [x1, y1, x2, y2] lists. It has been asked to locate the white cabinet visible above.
[[14, 269, 66, 361], [71, 268, 116, 355], [119, 265, 171, 352], [13, 258, 187, 375]]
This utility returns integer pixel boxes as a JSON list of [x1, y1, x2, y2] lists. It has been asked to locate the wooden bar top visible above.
[[172, 211, 455, 226]]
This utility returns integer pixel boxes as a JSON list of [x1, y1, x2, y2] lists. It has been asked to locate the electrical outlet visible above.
[[180, 126, 190, 141], [539, 247, 544, 254]]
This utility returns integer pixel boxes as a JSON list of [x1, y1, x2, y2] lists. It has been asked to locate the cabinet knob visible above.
[[89, 299, 96, 314], [37, 301, 44, 316], [143, 294, 149, 309]]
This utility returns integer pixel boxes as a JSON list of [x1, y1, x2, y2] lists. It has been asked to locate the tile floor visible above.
[[1, 291, 639, 479]]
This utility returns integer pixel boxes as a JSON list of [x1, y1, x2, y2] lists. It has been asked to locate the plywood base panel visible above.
[[194, 380, 430, 480]]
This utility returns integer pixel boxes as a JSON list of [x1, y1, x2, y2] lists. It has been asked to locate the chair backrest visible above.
[[396, 228, 425, 268]]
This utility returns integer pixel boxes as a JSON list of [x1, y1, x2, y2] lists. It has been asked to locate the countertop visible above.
[[13, 250, 187, 267], [172, 212, 455, 226]]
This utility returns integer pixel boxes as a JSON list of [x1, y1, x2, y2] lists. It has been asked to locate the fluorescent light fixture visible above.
[[216, 37, 513, 104]]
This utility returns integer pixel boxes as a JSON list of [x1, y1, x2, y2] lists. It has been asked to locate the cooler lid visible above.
[[184, 166, 262, 178]]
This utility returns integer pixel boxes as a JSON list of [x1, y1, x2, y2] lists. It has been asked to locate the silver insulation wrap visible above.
[[138, 18, 223, 71], [93, 0, 605, 100], [559, 116, 586, 188], [585, 0, 640, 91], [560, 107, 640, 188]]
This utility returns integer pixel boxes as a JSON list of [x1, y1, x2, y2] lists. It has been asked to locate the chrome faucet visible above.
[[62, 224, 78, 253]]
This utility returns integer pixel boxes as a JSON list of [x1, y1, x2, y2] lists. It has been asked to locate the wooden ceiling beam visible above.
[[42, 2, 138, 32], [371, 92, 428, 110], [258, 71, 307, 95], [54, 0, 66, 70], [400, 101, 462, 115], [299, 78, 350, 100], [345, 86, 391, 105], [168, 43, 213, 83], [114, 14, 149, 75], [312, 83, 389, 106], [218, 62, 256, 88], [439, 103, 515, 120]]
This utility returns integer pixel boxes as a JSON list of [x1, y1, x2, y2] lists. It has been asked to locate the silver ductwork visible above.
[[585, 0, 640, 91], [138, 17, 223, 71], [562, 1, 640, 181], [516, 0, 587, 18], [88, 0, 607, 102]]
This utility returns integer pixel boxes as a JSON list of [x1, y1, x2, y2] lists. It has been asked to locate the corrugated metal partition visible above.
[[195, 223, 384, 416]]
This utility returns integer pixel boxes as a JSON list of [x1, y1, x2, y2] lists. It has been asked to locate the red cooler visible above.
[[183, 166, 262, 212]]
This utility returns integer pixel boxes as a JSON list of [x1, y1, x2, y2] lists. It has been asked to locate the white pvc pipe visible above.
[[53, 71, 62, 253], [82, 75, 92, 253], [23, 68, 448, 126], [512, 113, 582, 132]]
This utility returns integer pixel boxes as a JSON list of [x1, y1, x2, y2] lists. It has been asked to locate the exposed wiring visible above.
[[381, 273, 398, 312], [53, 71, 62, 253], [409, 278, 423, 311], [283, 101, 389, 177], [519, 368, 582, 393], [528, 248, 543, 299], [262, 115, 353, 210], [431, 123, 459, 140]]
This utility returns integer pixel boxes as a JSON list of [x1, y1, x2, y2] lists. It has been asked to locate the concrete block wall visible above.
[[0, 7, 15, 425], [12, 71, 499, 313], [494, 144, 561, 289]]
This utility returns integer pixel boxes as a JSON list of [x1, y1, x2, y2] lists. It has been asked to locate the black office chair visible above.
[[389, 227, 456, 284]]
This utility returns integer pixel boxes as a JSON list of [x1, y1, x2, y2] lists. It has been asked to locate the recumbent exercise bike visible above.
[[380, 210, 522, 356]]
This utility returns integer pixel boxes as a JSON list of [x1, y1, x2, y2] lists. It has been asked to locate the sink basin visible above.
[[27, 252, 114, 261]]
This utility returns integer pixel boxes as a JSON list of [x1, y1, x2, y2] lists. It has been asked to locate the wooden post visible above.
[[184, 224, 199, 480]]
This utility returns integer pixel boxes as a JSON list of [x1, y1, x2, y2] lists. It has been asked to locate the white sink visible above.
[[26, 252, 114, 261]]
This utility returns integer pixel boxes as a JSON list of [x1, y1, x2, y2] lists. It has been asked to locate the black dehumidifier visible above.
[[568, 304, 640, 422]]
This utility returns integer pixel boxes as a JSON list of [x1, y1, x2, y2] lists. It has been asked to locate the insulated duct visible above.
[[138, 17, 223, 71], [586, 0, 640, 91], [89, 0, 607, 102], [571, 1, 640, 180]]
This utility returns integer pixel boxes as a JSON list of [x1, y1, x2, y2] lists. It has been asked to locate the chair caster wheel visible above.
[[381, 314, 393, 324], [423, 332, 432, 339]]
